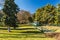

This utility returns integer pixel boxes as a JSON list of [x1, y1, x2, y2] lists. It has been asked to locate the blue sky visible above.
[[15, 0, 60, 14], [0, 0, 60, 14]]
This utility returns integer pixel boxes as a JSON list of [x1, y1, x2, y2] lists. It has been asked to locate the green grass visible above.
[[0, 25, 56, 40], [0, 38, 55, 40]]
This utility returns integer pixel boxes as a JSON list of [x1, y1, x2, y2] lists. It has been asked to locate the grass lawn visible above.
[[0, 38, 55, 40], [0, 25, 57, 40]]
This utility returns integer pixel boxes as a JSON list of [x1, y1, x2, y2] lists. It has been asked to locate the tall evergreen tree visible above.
[[3, 0, 19, 32]]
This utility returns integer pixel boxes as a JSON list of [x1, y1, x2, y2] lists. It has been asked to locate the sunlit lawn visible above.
[[0, 25, 58, 40], [0, 38, 55, 40]]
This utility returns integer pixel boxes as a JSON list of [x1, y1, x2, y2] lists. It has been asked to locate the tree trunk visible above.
[[8, 26, 10, 32], [14, 27, 16, 29]]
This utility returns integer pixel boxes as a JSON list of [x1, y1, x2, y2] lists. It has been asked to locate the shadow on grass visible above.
[[0, 27, 47, 38], [0, 28, 35, 30], [21, 31, 41, 33], [16, 28, 35, 30]]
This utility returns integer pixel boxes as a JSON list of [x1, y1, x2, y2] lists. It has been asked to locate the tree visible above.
[[58, 4, 60, 25], [33, 4, 57, 32], [0, 10, 5, 26], [3, 0, 19, 32], [43, 4, 56, 25], [28, 17, 33, 23], [0, 10, 4, 22], [54, 4, 60, 26], [34, 4, 56, 26], [17, 10, 32, 24]]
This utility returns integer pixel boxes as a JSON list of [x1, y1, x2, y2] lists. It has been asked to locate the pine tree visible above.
[[3, 0, 19, 32]]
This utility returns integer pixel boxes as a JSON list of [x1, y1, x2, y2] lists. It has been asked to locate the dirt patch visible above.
[[45, 33, 60, 40]]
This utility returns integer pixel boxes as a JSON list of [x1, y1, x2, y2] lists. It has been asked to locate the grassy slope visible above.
[[0, 25, 56, 40], [0, 38, 55, 40]]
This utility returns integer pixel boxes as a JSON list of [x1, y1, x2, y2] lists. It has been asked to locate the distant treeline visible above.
[[0, 4, 60, 26]]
